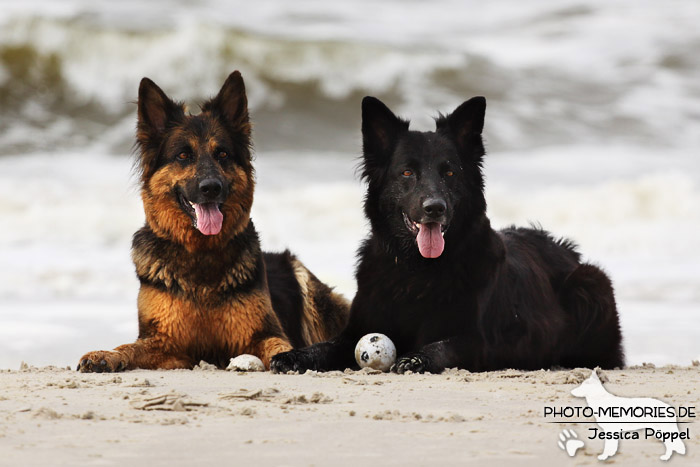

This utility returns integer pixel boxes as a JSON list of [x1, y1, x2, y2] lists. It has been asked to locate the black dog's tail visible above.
[[559, 263, 625, 369]]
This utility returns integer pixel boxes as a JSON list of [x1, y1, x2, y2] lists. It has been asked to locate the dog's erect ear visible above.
[[137, 78, 184, 138], [203, 71, 250, 136], [437, 96, 486, 157], [361, 97, 409, 182], [136, 78, 185, 179], [361, 97, 409, 166]]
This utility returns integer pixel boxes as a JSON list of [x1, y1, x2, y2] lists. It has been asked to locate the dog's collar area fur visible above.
[[132, 223, 261, 301]]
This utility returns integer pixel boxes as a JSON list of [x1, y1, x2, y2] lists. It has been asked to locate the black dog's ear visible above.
[[202, 71, 250, 137], [362, 97, 409, 166], [437, 96, 486, 156]]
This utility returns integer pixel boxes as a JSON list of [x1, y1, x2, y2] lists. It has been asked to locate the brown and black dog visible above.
[[77, 71, 349, 372]]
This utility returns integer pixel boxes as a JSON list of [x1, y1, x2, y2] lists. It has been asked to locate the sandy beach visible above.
[[1, 2, 699, 466], [1, 364, 697, 466]]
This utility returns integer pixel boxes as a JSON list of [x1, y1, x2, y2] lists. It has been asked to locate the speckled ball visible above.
[[354, 333, 397, 372]]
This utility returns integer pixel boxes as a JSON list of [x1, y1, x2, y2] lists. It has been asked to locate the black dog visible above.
[[271, 96, 624, 374]]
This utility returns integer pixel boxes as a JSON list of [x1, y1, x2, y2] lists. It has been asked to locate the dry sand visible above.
[[0, 363, 698, 466]]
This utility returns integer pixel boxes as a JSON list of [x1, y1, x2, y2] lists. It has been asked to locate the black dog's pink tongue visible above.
[[193, 203, 223, 235], [416, 222, 444, 258]]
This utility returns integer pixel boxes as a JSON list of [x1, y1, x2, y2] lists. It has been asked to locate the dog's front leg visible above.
[[247, 336, 292, 370], [270, 334, 357, 373], [392, 335, 482, 374], [77, 338, 191, 372], [598, 438, 619, 460]]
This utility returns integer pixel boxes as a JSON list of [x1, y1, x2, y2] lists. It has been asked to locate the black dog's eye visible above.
[[177, 152, 190, 161], [402, 170, 413, 177], [445, 170, 454, 177], [217, 151, 228, 160]]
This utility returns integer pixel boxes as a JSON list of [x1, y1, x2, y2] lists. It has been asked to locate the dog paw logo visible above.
[[558, 428, 584, 457]]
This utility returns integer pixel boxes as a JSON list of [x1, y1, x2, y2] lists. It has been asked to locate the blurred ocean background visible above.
[[0, 0, 698, 369]]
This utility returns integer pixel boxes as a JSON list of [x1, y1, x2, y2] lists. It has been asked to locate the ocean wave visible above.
[[1, 1, 699, 154]]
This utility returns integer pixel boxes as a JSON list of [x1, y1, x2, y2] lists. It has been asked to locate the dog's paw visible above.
[[77, 351, 127, 373], [557, 429, 584, 457], [270, 350, 311, 374], [391, 352, 431, 374]]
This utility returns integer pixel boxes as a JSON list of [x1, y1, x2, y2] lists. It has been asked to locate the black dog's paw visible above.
[[270, 350, 312, 374], [392, 352, 431, 374]]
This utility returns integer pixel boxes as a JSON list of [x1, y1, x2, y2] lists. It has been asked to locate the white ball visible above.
[[227, 354, 265, 372], [355, 333, 397, 372]]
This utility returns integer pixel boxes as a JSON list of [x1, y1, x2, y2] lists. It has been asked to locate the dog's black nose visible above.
[[199, 178, 222, 198], [422, 198, 446, 218]]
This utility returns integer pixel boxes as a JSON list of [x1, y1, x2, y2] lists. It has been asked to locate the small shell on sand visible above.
[[227, 354, 265, 372]]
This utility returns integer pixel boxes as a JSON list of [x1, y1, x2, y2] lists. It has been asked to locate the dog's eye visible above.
[[402, 170, 413, 177], [446, 170, 454, 177], [177, 152, 190, 161], [217, 151, 228, 160]]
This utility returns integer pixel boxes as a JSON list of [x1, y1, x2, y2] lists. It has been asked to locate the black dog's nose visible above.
[[422, 198, 446, 218], [199, 178, 222, 198]]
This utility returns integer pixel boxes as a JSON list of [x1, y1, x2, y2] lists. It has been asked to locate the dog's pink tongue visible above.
[[193, 203, 223, 235], [416, 222, 444, 258]]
